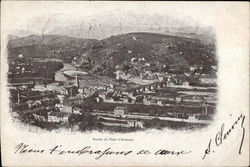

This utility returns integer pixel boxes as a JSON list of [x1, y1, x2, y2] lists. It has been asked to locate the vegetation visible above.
[[8, 32, 216, 78]]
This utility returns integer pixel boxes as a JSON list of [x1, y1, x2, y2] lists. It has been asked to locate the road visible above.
[[91, 110, 211, 125]]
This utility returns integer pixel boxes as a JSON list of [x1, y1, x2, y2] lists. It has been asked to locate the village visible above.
[[8, 53, 217, 131]]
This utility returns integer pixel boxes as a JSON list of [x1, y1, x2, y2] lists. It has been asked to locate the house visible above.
[[127, 120, 145, 128], [143, 96, 149, 105], [150, 99, 158, 105], [55, 103, 63, 111], [47, 112, 68, 123], [98, 92, 107, 100], [62, 104, 73, 113], [72, 106, 81, 114], [101, 119, 129, 128], [65, 85, 78, 97], [114, 106, 128, 116], [115, 70, 126, 80], [96, 85, 106, 90], [182, 81, 189, 86], [98, 92, 114, 103], [176, 97, 182, 103], [30, 100, 42, 108], [199, 74, 217, 85], [131, 57, 138, 63], [143, 96, 157, 105], [190, 65, 198, 71], [138, 57, 145, 62], [33, 113, 47, 122], [78, 88, 84, 94], [33, 85, 47, 92], [143, 96, 151, 105], [47, 114, 61, 123], [145, 86, 150, 92], [46, 84, 68, 95], [105, 97, 114, 103], [99, 117, 144, 129], [127, 121, 135, 127], [188, 114, 198, 120], [134, 121, 144, 128], [84, 87, 96, 95], [127, 91, 137, 100], [64, 96, 83, 105], [96, 97, 103, 103], [25, 100, 33, 108], [139, 87, 145, 92], [157, 100, 163, 106], [57, 94, 65, 103]]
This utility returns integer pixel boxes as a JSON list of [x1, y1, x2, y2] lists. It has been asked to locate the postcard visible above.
[[1, 1, 249, 166]]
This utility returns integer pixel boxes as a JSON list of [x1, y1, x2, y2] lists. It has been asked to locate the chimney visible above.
[[17, 88, 20, 104], [75, 74, 79, 88]]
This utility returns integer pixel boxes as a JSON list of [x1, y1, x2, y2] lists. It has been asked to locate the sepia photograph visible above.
[[7, 5, 217, 133]]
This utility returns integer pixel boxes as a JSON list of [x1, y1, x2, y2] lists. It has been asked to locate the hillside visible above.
[[79, 32, 216, 68], [7, 34, 100, 62], [7, 32, 217, 71]]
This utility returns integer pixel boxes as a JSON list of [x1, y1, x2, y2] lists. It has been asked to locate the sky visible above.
[[2, 1, 217, 35]]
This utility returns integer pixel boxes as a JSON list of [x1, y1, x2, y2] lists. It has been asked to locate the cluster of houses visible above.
[[92, 78, 213, 117], [95, 78, 171, 105], [8, 54, 38, 77], [198, 74, 217, 85], [49, 48, 63, 54], [8, 80, 80, 125], [47, 112, 69, 123], [32, 110, 70, 124], [96, 106, 145, 129], [99, 117, 145, 129], [30, 97, 83, 124], [140, 71, 162, 84], [115, 55, 218, 87], [8, 54, 217, 129], [8, 55, 57, 83], [91, 102, 210, 127], [97, 89, 136, 104]]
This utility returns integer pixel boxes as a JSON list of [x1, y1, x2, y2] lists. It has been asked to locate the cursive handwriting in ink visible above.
[[15, 143, 45, 154], [239, 114, 245, 154], [202, 114, 246, 159], [202, 139, 213, 159], [48, 145, 132, 160], [155, 149, 191, 156], [137, 150, 151, 155]]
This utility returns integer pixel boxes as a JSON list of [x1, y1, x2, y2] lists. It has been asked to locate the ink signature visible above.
[[202, 114, 245, 159]]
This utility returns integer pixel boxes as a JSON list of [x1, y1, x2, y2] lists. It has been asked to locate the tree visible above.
[[68, 114, 81, 124], [78, 110, 96, 131]]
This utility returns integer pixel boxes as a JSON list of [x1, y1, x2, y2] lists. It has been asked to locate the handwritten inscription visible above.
[[14, 143, 190, 159], [15, 143, 45, 154], [49, 145, 132, 160], [202, 114, 246, 159], [155, 149, 191, 156], [14, 114, 246, 160]]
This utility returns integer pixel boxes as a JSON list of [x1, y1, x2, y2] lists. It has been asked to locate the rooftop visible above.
[[114, 106, 127, 110]]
